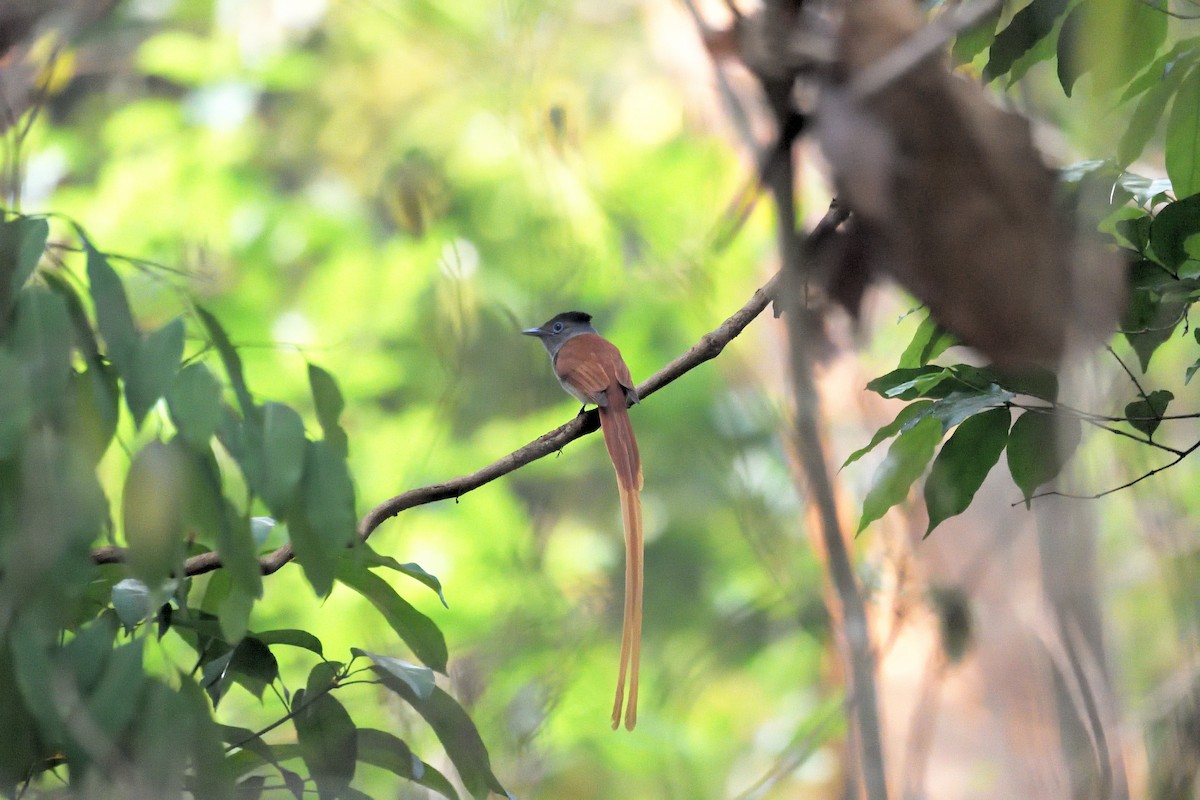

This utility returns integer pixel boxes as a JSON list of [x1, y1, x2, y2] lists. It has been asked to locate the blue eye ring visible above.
[[552, 321, 563, 333]]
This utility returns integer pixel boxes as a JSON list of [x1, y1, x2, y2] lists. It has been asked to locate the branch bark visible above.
[[90, 253, 821, 577], [775, 190, 890, 800]]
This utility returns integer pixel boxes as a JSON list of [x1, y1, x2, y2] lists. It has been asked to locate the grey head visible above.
[[522, 310, 597, 359]]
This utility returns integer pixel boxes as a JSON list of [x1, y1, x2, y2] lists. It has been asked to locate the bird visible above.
[[523, 311, 643, 730]]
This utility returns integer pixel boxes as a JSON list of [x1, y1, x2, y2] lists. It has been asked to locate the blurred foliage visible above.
[[1, 1, 828, 798], [1, 0, 1199, 797]]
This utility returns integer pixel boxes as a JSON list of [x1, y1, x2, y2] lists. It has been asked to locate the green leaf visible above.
[[356, 544, 449, 608], [308, 362, 348, 458], [370, 675, 507, 800], [924, 407, 1011, 535], [196, 305, 256, 419], [41, 269, 96, 358], [127, 316, 185, 426], [220, 586, 256, 647], [202, 638, 279, 705], [1124, 389, 1173, 437], [354, 648, 436, 699], [178, 676, 238, 800], [219, 724, 280, 766], [857, 416, 943, 534], [79, 637, 147, 743], [1114, 171, 1175, 207], [217, 403, 264, 492], [1116, 217, 1152, 253], [842, 400, 935, 469], [1120, 37, 1200, 104], [1166, 65, 1200, 199], [302, 440, 356, 553], [10, 287, 72, 405], [86, 242, 139, 374], [1006, 411, 1083, 507], [1151, 194, 1200, 271], [8, 620, 67, 756], [288, 440, 356, 596], [124, 440, 189, 588], [168, 363, 223, 448], [1057, 0, 1166, 97], [336, 563, 449, 673], [62, 613, 119, 696], [253, 629, 324, 657], [984, 365, 1059, 402], [1119, 57, 1192, 167], [865, 366, 949, 400], [66, 360, 121, 466], [287, 515, 335, 600], [356, 728, 460, 800], [233, 776, 266, 800], [0, 348, 32, 460], [1122, 288, 1185, 371], [219, 724, 304, 797], [307, 660, 342, 694], [0, 642, 46, 794], [128, 681, 191, 795], [928, 386, 1015, 430], [898, 315, 955, 369], [1055, 2, 1087, 97], [293, 688, 357, 800], [984, 0, 1072, 82], [0, 214, 48, 312], [952, 7, 1002, 64], [258, 402, 307, 517], [1187, 329, 1200, 383], [190, 448, 262, 600]]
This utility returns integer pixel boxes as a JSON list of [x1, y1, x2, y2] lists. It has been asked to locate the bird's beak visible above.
[[521, 327, 544, 337]]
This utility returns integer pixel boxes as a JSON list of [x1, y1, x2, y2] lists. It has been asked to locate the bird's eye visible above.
[[552, 322, 563, 333]]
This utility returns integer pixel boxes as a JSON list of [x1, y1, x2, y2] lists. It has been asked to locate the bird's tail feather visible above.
[[600, 398, 643, 730]]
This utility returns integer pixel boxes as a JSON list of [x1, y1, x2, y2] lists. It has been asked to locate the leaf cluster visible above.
[[0, 212, 507, 799], [849, 1, 1200, 534]]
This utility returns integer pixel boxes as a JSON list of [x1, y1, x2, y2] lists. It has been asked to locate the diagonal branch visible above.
[[90, 208, 849, 578]]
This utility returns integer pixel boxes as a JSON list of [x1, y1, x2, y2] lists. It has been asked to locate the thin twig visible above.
[[1021, 438, 1200, 503], [780, 209, 889, 800], [89, 208, 841, 576], [1007, 402, 1188, 457], [730, 696, 845, 800], [225, 667, 345, 753], [1036, 403, 1200, 425], [1137, 0, 1200, 18], [758, 49, 888, 797], [1077, 417, 1186, 456], [1106, 345, 1150, 404]]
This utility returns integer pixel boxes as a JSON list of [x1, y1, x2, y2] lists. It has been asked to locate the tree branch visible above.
[[1007, 401, 1189, 457], [1106, 345, 1151, 404], [727, 3, 887, 785], [91, 227, 849, 577], [1021, 438, 1200, 503], [777, 202, 890, 800]]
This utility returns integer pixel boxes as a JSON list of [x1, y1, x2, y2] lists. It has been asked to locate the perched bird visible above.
[[523, 311, 643, 730]]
